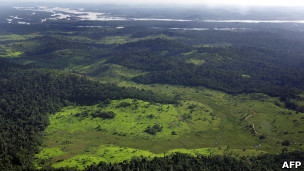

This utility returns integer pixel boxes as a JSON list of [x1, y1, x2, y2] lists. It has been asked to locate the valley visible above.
[[0, 3, 304, 170]]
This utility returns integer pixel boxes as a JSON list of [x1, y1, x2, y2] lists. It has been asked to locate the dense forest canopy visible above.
[[0, 3, 304, 171]]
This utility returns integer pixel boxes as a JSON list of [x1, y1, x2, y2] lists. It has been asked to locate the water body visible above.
[[14, 6, 127, 21], [203, 20, 304, 23], [169, 27, 248, 31], [170, 27, 209, 31], [131, 18, 192, 22], [77, 26, 124, 29], [13, 6, 193, 22], [17, 21, 30, 25], [12, 6, 304, 25]]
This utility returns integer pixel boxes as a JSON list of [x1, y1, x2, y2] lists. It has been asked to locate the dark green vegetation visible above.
[[2, 24, 304, 99], [144, 124, 163, 135], [35, 151, 304, 171], [126, 38, 304, 97], [0, 59, 176, 170], [91, 111, 116, 119], [0, 5, 304, 170], [85, 151, 304, 171]]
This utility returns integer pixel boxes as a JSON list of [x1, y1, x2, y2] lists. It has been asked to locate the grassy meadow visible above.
[[34, 77, 304, 169]]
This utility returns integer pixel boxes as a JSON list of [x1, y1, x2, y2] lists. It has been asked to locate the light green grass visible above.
[[100, 35, 132, 44], [242, 74, 251, 78], [0, 50, 23, 58], [37, 90, 281, 169], [233, 94, 304, 146], [46, 99, 217, 140], [185, 59, 206, 65], [74, 62, 147, 82], [50, 145, 226, 169], [36, 147, 65, 160], [36, 98, 225, 169], [50, 145, 211, 170], [182, 50, 198, 56], [110, 80, 304, 150], [195, 43, 232, 48], [34, 147, 65, 169], [52, 155, 106, 170], [0, 44, 24, 58], [47, 145, 264, 170], [0, 34, 41, 41]]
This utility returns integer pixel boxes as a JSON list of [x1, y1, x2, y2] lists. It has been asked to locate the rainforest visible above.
[[0, 2, 304, 171]]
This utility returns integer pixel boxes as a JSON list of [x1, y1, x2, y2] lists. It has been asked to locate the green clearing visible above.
[[0, 36, 38, 59], [185, 59, 206, 65], [35, 81, 303, 169], [234, 94, 304, 145], [34, 148, 66, 168], [100, 35, 132, 44], [45, 99, 217, 140], [195, 43, 232, 48], [0, 34, 41, 42], [0, 45, 23, 58], [75, 62, 146, 81], [0, 50, 23, 58], [182, 50, 198, 56], [241, 74, 251, 78], [36, 99, 221, 169]]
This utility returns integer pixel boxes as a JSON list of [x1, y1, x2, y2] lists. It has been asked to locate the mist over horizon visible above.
[[1, 0, 304, 21], [2, 0, 304, 7], [1, 1, 304, 22]]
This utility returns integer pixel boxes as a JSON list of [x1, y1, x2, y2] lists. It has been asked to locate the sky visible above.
[[2, 0, 304, 7]]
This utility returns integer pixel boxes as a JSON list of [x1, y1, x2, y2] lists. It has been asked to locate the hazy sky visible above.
[[3, 0, 304, 7]]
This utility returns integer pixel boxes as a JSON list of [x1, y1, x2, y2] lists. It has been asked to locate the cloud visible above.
[[2, 0, 304, 7]]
